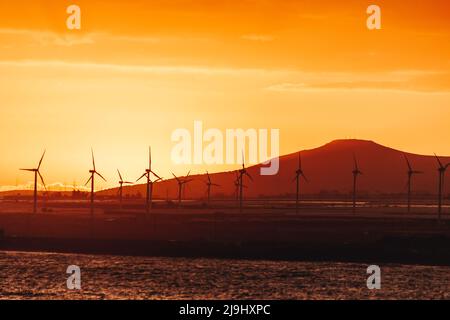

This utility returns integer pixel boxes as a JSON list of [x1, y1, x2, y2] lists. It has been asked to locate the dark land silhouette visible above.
[[0, 139, 449, 265], [96, 139, 450, 200]]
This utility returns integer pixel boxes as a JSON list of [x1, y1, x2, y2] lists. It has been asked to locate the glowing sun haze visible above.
[[0, 0, 449, 190]]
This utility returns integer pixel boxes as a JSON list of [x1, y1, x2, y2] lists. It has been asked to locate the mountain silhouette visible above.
[[100, 139, 450, 199]]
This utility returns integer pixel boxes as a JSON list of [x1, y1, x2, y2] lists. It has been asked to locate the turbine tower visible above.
[[20, 150, 46, 214], [136, 147, 162, 214], [172, 171, 193, 207], [404, 154, 423, 213], [85, 149, 106, 217], [352, 154, 363, 213], [238, 151, 253, 213], [434, 154, 450, 221], [293, 152, 308, 214], [205, 171, 220, 205], [117, 169, 133, 207]]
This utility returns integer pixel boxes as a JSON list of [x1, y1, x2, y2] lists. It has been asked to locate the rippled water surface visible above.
[[0, 251, 449, 299]]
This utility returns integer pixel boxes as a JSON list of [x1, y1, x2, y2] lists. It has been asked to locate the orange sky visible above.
[[0, 0, 449, 191]]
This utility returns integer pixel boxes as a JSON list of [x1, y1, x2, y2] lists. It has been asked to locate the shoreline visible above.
[[2, 234, 450, 266]]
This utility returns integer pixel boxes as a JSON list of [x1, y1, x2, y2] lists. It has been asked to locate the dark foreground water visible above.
[[0, 251, 449, 299]]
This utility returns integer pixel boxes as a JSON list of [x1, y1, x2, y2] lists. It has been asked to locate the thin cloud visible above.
[[266, 70, 450, 94], [241, 34, 274, 42], [0, 28, 96, 47], [0, 28, 212, 48], [0, 59, 292, 77], [0, 54, 447, 93], [266, 82, 450, 94], [0, 182, 90, 193]]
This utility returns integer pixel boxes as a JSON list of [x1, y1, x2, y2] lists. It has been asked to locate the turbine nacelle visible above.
[[19, 150, 47, 191], [19, 150, 47, 213], [137, 148, 162, 183], [85, 150, 106, 186], [205, 171, 220, 188], [404, 154, 423, 176], [434, 153, 448, 172]]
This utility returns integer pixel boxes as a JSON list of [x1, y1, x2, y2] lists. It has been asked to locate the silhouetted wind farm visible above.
[[7, 140, 450, 218], [3, 139, 450, 265]]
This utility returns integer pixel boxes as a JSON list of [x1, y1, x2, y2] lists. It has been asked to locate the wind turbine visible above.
[[84, 149, 106, 217], [172, 171, 193, 207], [293, 152, 308, 214], [117, 169, 133, 207], [238, 151, 253, 213], [404, 154, 423, 213], [434, 154, 450, 221], [20, 150, 46, 214], [136, 147, 162, 214], [205, 171, 220, 205], [352, 154, 363, 213]]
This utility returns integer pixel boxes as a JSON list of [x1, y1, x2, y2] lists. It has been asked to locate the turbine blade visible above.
[[136, 172, 147, 182], [117, 169, 123, 181], [434, 153, 444, 168], [211, 183, 220, 187], [245, 172, 253, 181], [20, 168, 35, 172], [124, 181, 134, 184], [150, 170, 162, 180], [85, 176, 92, 186], [38, 171, 46, 190], [292, 175, 298, 183], [37, 150, 46, 170], [301, 173, 309, 182], [403, 154, 412, 171], [91, 148, 96, 171], [186, 170, 191, 177], [95, 171, 107, 182], [172, 172, 180, 182]]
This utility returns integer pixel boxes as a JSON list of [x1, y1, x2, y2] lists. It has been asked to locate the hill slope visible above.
[[98, 139, 450, 199]]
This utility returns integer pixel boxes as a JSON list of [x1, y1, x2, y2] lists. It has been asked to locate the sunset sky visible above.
[[0, 0, 449, 191]]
